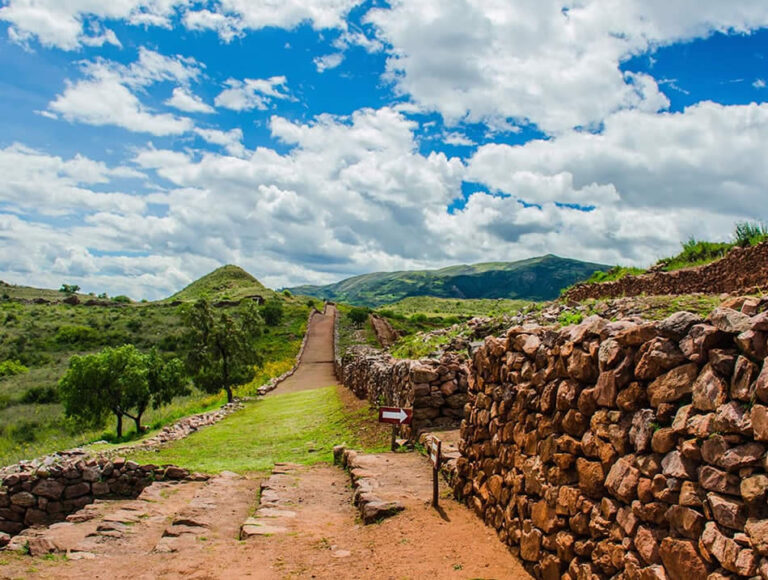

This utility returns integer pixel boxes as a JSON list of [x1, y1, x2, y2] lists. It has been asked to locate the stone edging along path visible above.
[[0, 305, 323, 547]]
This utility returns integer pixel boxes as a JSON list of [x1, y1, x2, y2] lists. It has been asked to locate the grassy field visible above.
[[130, 386, 390, 473], [377, 296, 530, 319], [0, 270, 315, 467]]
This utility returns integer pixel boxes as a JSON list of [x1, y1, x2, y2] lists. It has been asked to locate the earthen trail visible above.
[[270, 304, 338, 395]]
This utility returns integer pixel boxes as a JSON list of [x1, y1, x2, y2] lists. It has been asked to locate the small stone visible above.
[[753, 405, 768, 441], [659, 537, 710, 580], [741, 475, 768, 504], [691, 364, 728, 411], [658, 312, 702, 339], [605, 457, 640, 503], [665, 505, 705, 539], [708, 493, 747, 531], [520, 521, 542, 561], [661, 451, 696, 479], [710, 308, 753, 334], [64, 482, 90, 499], [32, 479, 65, 500], [576, 458, 604, 499], [745, 519, 768, 556], [651, 428, 676, 454], [10, 491, 36, 507], [648, 364, 698, 407], [699, 466, 740, 496], [635, 526, 660, 564], [27, 536, 59, 557]]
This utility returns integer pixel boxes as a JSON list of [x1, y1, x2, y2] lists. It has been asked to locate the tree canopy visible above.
[[59, 344, 187, 438], [182, 298, 264, 402]]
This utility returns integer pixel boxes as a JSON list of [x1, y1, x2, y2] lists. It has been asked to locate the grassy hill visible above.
[[168, 265, 274, 302], [288, 255, 609, 307]]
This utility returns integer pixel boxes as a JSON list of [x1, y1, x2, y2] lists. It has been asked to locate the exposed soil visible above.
[[1, 302, 530, 579], [270, 305, 338, 395]]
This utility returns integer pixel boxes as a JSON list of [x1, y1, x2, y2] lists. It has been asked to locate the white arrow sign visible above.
[[381, 408, 408, 423]]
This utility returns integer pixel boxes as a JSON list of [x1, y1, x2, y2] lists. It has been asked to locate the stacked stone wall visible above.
[[338, 347, 468, 437], [563, 242, 768, 302], [454, 305, 768, 579], [0, 455, 196, 543]]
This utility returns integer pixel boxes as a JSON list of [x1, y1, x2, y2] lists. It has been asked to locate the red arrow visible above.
[[378, 407, 413, 425]]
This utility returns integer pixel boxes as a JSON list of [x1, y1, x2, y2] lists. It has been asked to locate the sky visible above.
[[0, 1, 768, 300]]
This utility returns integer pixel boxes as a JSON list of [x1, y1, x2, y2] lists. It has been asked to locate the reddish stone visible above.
[[605, 457, 640, 503], [648, 364, 698, 407], [576, 458, 605, 499], [658, 537, 710, 580], [691, 364, 728, 411]]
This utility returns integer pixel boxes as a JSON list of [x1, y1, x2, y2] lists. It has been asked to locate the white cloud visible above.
[[194, 127, 246, 157], [366, 0, 768, 133], [0, 0, 187, 50], [183, 0, 362, 41], [166, 87, 215, 114], [46, 48, 201, 136], [314, 53, 344, 73], [214, 76, 290, 111], [754, 79, 767, 89]]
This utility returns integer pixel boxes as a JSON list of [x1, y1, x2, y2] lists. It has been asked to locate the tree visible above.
[[59, 284, 80, 294], [348, 307, 370, 327], [59, 345, 188, 438], [183, 299, 263, 403], [261, 298, 284, 326]]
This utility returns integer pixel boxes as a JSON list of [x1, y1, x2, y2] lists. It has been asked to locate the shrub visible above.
[[21, 385, 59, 404], [282, 289, 292, 297], [558, 310, 584, 326], [112, 295, 132, 303], [0, 359, 29, 377], [59, 284, 80, 294], [348, 307, 370, 326], [54, 325, 98, 345], [734, 221, 768, 248], [262, 298, 284, 326], [660, 237, 732, 271]]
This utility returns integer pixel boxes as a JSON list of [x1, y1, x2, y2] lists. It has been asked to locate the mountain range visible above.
[[286, 255, 609, 307]]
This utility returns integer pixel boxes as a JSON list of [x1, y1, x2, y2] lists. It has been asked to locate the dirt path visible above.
[[1, 302, 532, 579], [270, 305, 338, 395]]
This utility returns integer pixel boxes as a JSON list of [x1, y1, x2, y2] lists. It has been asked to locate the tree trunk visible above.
[[225, 385, 233, 403], [115, 413, 123, 439], [133, 413, 143, 434]]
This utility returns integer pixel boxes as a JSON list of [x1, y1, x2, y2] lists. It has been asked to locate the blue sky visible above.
[[1, 1, 768, 299]]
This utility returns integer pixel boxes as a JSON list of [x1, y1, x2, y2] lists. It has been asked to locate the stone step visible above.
[[239, 465, 301, 540]]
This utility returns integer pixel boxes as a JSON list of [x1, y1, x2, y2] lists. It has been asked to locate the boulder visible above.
[[648, 364, 698, 407]]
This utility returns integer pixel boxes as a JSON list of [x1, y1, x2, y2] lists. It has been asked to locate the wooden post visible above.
[[390, 424, 398, 451], [431, 439, 441, 508]]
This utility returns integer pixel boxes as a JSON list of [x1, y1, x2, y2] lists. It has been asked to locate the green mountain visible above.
[[168, 265, 273, 302], [287, 255, 610, 307]]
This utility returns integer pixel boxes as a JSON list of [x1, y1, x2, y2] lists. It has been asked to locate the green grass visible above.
[[377, 296, 530, 319], [0, 274, 313, 467], [129, 386, 388, 473], [582, 266, 645, 285]]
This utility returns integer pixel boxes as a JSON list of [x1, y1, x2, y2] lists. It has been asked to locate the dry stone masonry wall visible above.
[[564, 242, 768, 302], [0, 454, 199, 545], [338, 347, 468, 437], [454, 303, 768, 580]]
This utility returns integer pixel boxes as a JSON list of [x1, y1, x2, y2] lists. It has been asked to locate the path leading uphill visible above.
[[0, 303, 530, 579], [270, 304, 339, 395]]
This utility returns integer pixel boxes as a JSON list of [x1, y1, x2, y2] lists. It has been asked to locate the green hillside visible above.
[[169, 265, 273, 302], [288, 255, 609, 307]]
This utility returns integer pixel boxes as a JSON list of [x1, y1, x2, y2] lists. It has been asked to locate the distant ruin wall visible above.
[[454, 305, 768, 580], [338, 347, 468, 437], [563, 242, 768, 302]]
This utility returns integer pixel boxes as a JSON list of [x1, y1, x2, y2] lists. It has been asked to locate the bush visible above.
[[660, 237, 731, 271], [262, 298, 284, 326], [54, 325, 98, 345], [734, 221, 768, 248], [59, 284, 80, 294], [348, 307, 370, 326], [0, 359, 29, 377], [282, 289, 292, 297], [112, 295, 132, 303], [21, 385, 59, 404]]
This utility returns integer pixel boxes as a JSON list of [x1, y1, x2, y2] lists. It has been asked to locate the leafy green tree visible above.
[[59, 284, 80, 294], [261, 298, 284, 326], [59, 345, 188, 438], [183, 299, 263, 403], [348, 307, 370, 327]]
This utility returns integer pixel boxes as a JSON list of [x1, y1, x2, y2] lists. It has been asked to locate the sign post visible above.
[[429, 438, 441, 508], [377, 406, 413, 451]]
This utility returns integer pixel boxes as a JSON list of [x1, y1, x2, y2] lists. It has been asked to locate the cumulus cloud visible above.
[[366, 0, 768, 133], [0, 0, 186, 50], [165, 87, 215, 113], [194, 127, 246, 157], [214, 76, 291, 111], [46, 48, 202, 135], [314, 53, 344, 73]]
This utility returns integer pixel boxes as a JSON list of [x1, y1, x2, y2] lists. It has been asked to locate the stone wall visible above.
[[454, 304, 768, 580], [338, 347, 468, 437], [0, 454, 198, 544], [563, 242, 768, 302]]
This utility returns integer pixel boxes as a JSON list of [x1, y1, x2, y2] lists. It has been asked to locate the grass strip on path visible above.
[[130, 385, 389, 473]]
